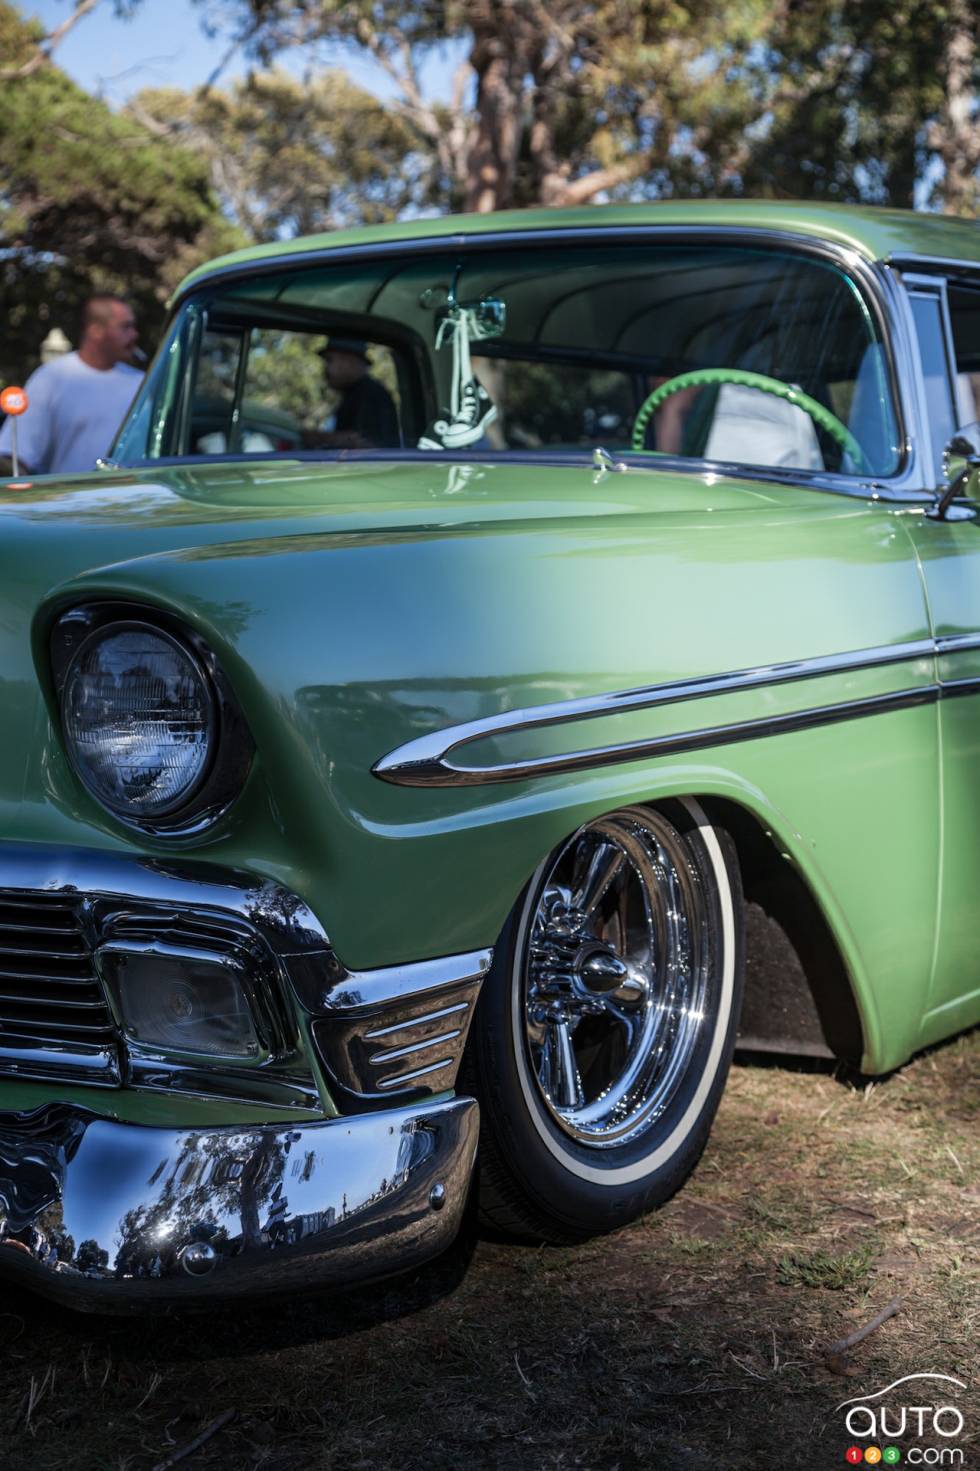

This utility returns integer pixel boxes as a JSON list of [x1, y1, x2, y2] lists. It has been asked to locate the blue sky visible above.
[[25, 0, 459, 104]]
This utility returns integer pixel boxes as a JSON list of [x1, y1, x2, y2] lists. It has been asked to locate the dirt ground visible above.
[[1, 1029, 976, 1471]]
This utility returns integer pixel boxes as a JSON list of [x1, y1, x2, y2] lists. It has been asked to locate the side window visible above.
[[192, 329, 244, 454], [908, 290, 957, 478], [189, 328, 403, 456], [946, 281, 980, 426], [242, 330, 401, 451]]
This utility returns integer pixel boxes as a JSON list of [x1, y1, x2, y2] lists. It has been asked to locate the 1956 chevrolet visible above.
[[2, 201, 979, 1310]]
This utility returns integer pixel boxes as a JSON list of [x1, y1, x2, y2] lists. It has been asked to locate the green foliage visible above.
[[739, 0, 949, 208], [185, 0, 776, 211], [0, 1, 235, 387], [183, 0, 980, 212], [486, 360, 634, 448], [243, 330, 331, 427], [131, 69, 432, 238]]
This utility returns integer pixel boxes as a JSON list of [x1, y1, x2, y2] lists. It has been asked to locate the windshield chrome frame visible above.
[[116, 225, 932, 504]]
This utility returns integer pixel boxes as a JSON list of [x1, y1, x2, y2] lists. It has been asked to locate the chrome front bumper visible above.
[[0, 1094, 478, 1310], [0, 842, 488, 1307]]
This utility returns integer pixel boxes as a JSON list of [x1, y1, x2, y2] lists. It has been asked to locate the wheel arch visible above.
[[694, 795, 865, 1067]]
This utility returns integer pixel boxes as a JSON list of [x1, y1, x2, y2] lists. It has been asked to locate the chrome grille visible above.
[[0, 895, 118, 1084]]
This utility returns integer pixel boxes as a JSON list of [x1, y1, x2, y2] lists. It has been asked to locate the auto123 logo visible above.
[[838, 1372, 969, 1465]]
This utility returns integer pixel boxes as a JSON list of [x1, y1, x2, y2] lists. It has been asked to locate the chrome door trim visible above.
[[937, 632, 980, 655], [374, 637, 980, 788]]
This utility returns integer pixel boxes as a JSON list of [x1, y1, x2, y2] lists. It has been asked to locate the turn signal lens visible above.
[[102, 946, 260, 1059]]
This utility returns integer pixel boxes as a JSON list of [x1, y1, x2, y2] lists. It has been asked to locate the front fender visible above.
[[28, 496, 935, 1074]]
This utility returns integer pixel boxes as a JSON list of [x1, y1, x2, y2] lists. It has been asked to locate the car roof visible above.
[[176, 200, 980, 300]]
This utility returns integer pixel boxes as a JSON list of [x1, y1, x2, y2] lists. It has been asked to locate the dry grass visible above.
[[0, 1029, 976, 1471]]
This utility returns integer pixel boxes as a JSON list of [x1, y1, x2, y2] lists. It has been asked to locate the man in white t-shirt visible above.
[[0, 296, 143, 476]]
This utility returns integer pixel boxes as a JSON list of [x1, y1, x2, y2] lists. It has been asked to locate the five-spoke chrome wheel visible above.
[[470, 800, 743, 1242]]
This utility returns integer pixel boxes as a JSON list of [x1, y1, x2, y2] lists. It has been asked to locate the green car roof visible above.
[[177, 199, 980, 299]]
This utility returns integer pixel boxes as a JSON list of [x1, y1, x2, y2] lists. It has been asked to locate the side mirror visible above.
[[936, 423, 980, 518]]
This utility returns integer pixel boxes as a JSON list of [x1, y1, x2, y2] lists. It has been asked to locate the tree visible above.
[[0, 0, 104, 81], [926, 0, 980, 215], [129, 68, 432, 238], [4, 0, 980, 396], [0, 1, 238, 386], [188, 0, 980, 214], [738, 0, 980, 213], [177, 0, 774, 214]]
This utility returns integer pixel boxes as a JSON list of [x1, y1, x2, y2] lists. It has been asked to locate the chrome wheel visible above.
[[520, 808, 713, 1149], [473, 799, 742, 1241]]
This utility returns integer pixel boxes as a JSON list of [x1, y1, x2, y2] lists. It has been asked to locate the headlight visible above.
[[62, 622, 215, 819], [51, 605, 254, 832]]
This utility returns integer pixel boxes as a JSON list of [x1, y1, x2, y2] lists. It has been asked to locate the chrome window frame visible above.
[[890, 254, 980, 488], [893, 271, 958, 489], [121, 225, 935, 504]]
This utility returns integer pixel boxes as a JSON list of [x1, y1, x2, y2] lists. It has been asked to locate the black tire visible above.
[[468, 799, 744, 1243]]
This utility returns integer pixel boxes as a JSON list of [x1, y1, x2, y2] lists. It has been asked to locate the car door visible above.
[[900, 269, 980, 1044]]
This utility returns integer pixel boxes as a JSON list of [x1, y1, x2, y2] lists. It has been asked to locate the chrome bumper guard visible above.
[[0, 1094, 478, 1310]]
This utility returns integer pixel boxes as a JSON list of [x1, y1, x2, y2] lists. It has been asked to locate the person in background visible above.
[[317, 337, 400, 448], [0, 296, 142, 476]]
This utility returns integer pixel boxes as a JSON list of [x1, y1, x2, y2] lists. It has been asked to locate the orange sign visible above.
[[0, 387, 28, 416]]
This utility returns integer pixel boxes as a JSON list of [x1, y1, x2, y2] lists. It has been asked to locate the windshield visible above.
[[113, 241, 901, 478]]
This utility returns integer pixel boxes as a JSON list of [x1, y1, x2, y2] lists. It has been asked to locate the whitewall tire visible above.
[[469, 800, 744, 1242]]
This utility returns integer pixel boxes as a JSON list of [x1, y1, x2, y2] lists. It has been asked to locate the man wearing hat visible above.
[[319, 337, 399, 448]]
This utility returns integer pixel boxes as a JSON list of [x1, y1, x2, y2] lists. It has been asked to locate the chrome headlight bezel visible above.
[[51, 603, 254, 835]]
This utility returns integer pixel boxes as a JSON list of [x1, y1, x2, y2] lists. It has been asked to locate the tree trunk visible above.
[[465, 5, 537, 213], [934, 0, 980, 215]]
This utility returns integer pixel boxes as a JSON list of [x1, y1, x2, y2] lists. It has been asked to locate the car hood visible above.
[[0, 455, 824, 549], [0, 455, 849, 664]]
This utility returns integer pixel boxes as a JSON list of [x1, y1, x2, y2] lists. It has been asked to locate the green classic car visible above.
[[2, 201, 979, 1310]]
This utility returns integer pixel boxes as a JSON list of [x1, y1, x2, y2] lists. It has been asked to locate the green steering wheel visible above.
[[630, 367, 867, 472]]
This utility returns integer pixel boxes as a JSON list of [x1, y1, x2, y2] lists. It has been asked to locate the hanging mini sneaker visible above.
[[416, 425, 448, 450], [417, 302, 498, 450], [434, 377, 497, 448]]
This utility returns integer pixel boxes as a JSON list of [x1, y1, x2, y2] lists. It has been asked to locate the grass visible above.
[[776, 1244, 876, 1291], [0, 1027, 976, 1471]]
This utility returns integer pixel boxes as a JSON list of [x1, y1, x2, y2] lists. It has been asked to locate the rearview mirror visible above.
[[433, 296, 506, 342], [465, 297, 506, 340]]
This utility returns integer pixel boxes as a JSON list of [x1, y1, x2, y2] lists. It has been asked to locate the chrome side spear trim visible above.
[[374, 637, 980, 788]]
